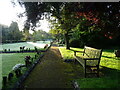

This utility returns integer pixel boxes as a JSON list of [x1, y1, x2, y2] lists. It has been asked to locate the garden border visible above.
[[0, 49, 47, 53], [1, 43, 52, 89], [12, 44, 52, 89]]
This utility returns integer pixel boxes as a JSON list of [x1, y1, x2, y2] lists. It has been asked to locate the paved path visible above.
[[20, 46, 83, 88]]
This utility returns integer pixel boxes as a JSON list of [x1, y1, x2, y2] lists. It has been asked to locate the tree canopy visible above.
[[17, 2, 120, 48], [32, 30, 53, 42], [0, 22, 23, 43]]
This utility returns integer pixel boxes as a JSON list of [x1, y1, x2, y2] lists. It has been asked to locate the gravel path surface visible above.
[[20, 46, 83, 88]]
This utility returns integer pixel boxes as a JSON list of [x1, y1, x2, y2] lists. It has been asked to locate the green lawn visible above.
[[1, 52, 43, 89], [59, 47, 83, 59], [1, 42, 34, 51], [0, 41, 51, 51], [1, 53, 36, 76], [59, 47, 120, 88], [0, 41, 51, 89]]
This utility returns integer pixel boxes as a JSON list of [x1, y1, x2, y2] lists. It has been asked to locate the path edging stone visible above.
[[12, 55, 43, 89]]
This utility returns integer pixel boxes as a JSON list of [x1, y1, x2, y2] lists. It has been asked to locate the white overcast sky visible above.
[[0, 0, 50, 33]]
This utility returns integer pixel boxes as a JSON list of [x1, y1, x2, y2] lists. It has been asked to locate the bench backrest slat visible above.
[[83, 46, 102, 66], [83, 46, 102, 58]]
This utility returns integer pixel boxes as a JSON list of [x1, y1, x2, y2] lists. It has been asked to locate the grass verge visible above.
[[59, 47, 120, 88], [1, 52, 43, 89], [1, 53, 36, 76]]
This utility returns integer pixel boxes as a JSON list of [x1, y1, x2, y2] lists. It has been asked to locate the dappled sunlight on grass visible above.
[[59, 47, 120, 70], [59, 47, 83, 59], [59, 47, 120, 88], [100, 50, 120, 70]]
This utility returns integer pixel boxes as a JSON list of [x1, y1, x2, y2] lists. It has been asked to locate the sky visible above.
[[0, 0, 50, 33]]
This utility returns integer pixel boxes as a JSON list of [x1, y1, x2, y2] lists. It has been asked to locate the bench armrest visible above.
[[74, 51, 84, 56]]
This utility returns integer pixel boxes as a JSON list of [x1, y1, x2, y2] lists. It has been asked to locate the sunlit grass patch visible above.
[[1, 42, 35, 51], [59, 47, 120, 70], [59, 47, 120, 88], [100, 50, 120, 70], [59, 47, 83, 59], [0, 41, 51, 51]]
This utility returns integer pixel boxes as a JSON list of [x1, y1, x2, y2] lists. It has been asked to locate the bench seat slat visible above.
[[75, 56, 99, 66]]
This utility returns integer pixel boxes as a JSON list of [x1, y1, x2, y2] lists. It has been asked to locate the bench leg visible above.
[[74, 59, 77, 64], [84, 67, 87, 78], [97, 67, 99, 77], [84, 61, 87, 78]]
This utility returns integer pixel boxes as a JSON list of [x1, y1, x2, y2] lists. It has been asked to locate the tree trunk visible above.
[[65, 33, 70, 50]]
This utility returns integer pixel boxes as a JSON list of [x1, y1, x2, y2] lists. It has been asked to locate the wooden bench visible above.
[[74, 46, 102, 77]]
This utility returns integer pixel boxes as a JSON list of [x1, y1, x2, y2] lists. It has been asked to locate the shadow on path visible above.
[[20, 46, 84, 88]]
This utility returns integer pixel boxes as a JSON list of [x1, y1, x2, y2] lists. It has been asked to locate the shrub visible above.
[[69, 39, 81, 48]]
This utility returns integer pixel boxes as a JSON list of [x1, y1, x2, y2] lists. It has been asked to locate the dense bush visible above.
[[69, 39, 81, 48], [88, 35, 120, 49], [70, 33, 120, 49]]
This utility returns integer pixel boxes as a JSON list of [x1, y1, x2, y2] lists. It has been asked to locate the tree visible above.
[[73, 2, 120, 48], [0, 22, 23, 43], [17, 2, 119, 48], [17, 2, 74, 49], [0, 24, 9, 43], [32, 30, 52, 41], [22, 28, 32, 41], [9, 21, 23, 41], [48, 3, 80, 49]]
